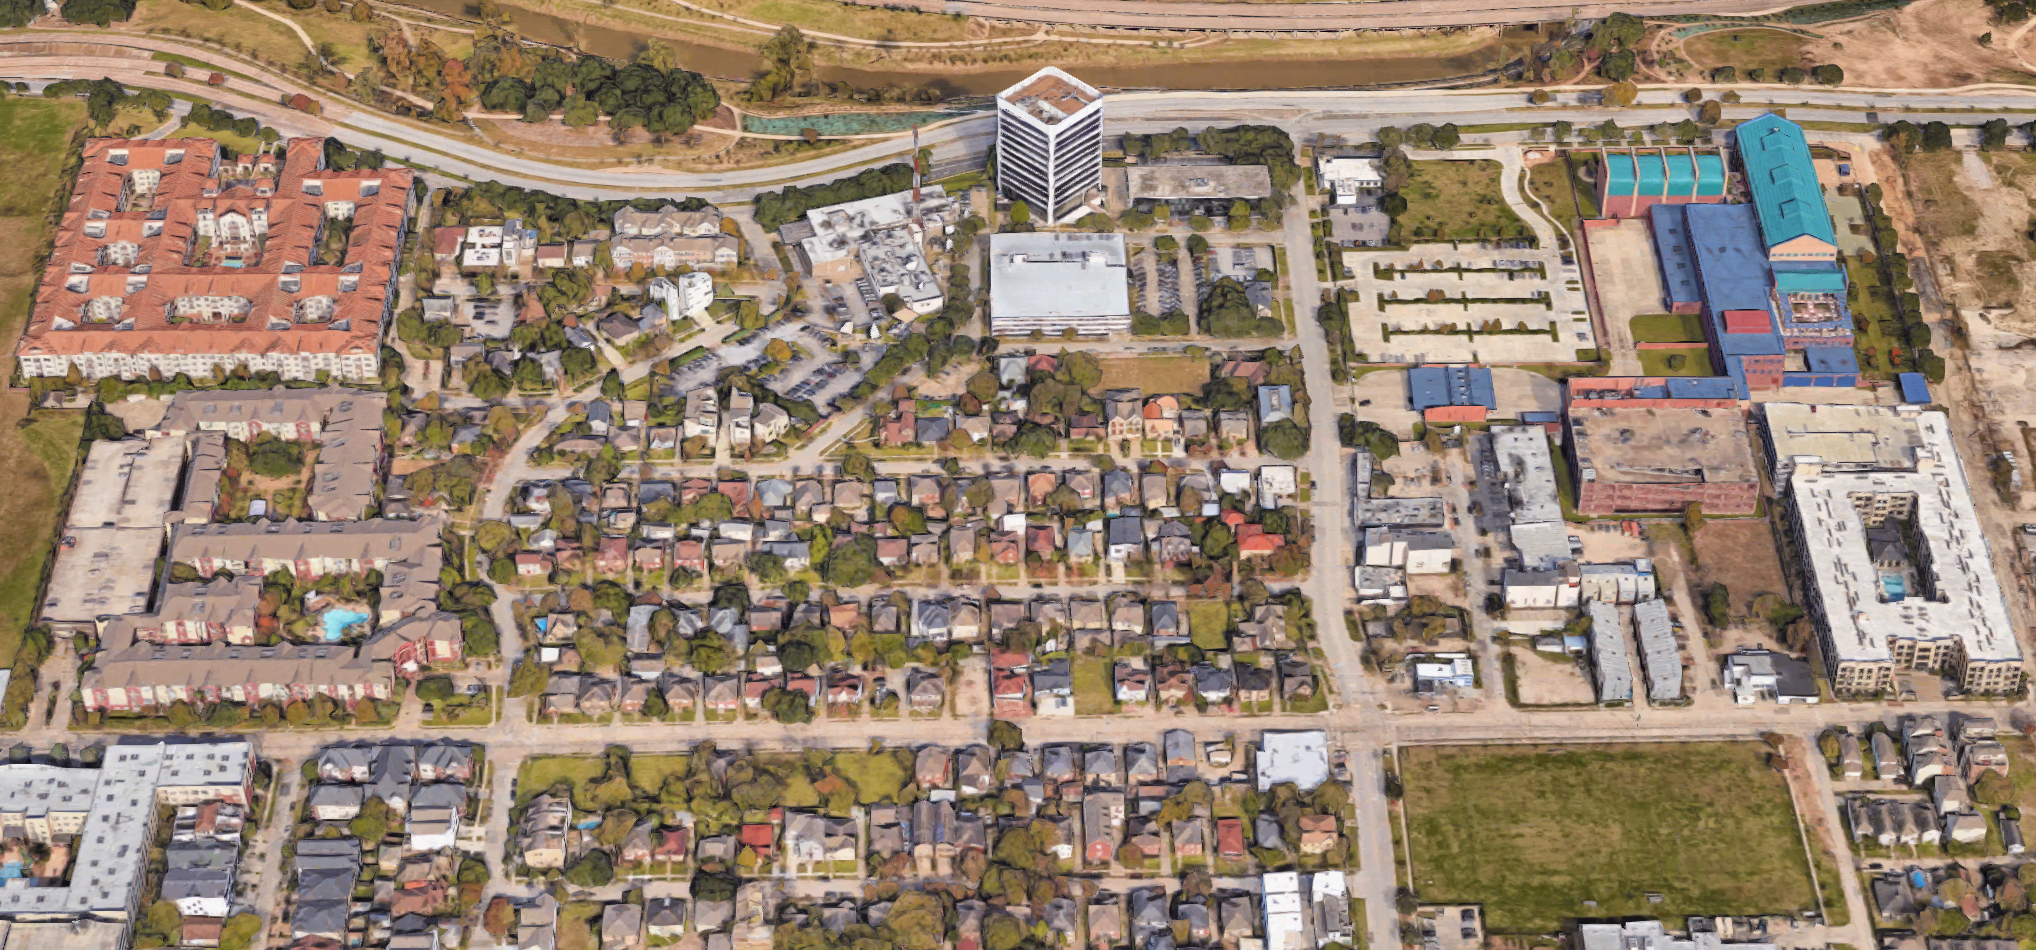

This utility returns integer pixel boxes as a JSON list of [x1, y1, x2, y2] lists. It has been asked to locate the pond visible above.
[[321, 608, 371, 642]]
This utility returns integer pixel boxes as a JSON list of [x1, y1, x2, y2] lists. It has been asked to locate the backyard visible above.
[[1398, 161, 1532, 242], [1400, 742, 1819, 933]]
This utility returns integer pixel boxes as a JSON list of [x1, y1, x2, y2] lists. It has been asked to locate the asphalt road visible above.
[[8, 34, 2036, 199]]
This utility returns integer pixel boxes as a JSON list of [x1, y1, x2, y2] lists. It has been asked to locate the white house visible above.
[[649, 273, 715, 321]]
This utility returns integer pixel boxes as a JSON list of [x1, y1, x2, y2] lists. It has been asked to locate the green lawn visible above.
[[1399, 160, 1533, 242], [170, 122, 268, 158], [1073, 655, 1116, 715], [1401, 743, 1818, 933], [1527, 158, 1598, 225], [628, 753, 691, 792], [516, 755, 605, 806], [1683, 27, 1808, 73], [1188, 600, 1231, 651], [1628, 313, 1706, 344], [1637, 346, 1712, 376], [831, 751, 911, 804]]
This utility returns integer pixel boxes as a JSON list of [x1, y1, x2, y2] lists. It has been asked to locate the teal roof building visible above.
[[1735, 113, 1839, 261]]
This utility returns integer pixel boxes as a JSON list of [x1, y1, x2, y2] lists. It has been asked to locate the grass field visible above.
[[558, 901, 600, 950], [830, 751, 910, 804], [1527, 158, 1597, 225], [1093, 355, 1210, 395], [1628, 313, 1706, 343], [1073, 655, 1115, 715], [1398, 161, 1531, 242], [628, 753, 691, 792], [1188, 601, 1230, 651], [1683, 28, 1809, 73], [516, 755, 605, 805], [1637, 346, 1712, 376], [0, 100, 88, 672], [170, 123, 269, 158], [1401, 743, 1817, 933]]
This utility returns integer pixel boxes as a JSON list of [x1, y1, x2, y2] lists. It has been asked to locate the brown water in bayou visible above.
[[397, 0, 1524, 94]]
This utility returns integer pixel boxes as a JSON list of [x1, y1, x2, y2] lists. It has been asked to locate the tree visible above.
[[1683, 502, 1705, 535], [1711, 65, 1737, 83], [350, 796, 390, 843], [1602, 81, 1639, 108], [1778, 66, 1807, 85], [1975, 769, 2013, 805], [417, 676, 456, 707], [601, 370, 624, 400], [988, 719, 1024, 752], [482, 899, 515, 938], [1812, 63, 1844, 85], [564, 849, 614, 887], [1008, 201, 1031, 226], [219, 915, 262, 950], [144, 902, 182, 946], [1705, 584, 1731, 628], [1529, 88, 1551, 104], [1599, 50, 1636, 82], [1260, 419, 1309, 460]]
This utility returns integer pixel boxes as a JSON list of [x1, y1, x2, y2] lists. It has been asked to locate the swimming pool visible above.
[[321, 609, 369, 641]]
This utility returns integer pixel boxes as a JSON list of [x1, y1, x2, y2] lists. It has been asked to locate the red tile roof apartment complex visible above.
[[17, 137, 414, 382]]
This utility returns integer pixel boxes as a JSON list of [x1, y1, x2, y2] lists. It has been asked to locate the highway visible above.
[[7, 33, 2036, 199]]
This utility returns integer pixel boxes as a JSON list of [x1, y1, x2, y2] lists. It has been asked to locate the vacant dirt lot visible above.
[[1509, 649, 1596, 705], [1803, 0, 2032, 87], [1093, 355, 1210, 396], [1691, 518, 1786, 615]]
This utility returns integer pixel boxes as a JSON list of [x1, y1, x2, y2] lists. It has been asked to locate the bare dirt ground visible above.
[[1879, 143, 2036, 496], [951, 667, 989, 718], [1800, 0, 2028, 87], [1509, 648, 1596, 705]]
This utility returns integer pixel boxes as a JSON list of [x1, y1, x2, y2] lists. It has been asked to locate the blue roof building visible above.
[[1736, 113, 1839, 261], [1899, 372, 1932, 405], [1649, 204, 1705, 311], [1407, 366, 1497, 412]]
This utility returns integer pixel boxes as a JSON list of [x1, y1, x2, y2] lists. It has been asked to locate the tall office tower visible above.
[[995, 67, 1103, 224]]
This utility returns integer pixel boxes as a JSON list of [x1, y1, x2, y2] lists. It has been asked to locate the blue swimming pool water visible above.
[[321, 609, 369, 641]]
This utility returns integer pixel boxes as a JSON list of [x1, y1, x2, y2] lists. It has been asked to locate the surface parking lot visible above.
[[1344, 243, 1594, 363]]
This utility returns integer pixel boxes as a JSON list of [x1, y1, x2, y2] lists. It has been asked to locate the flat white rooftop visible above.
[[1786, 410, 2021, 665], [988, 232, 1130, 322]]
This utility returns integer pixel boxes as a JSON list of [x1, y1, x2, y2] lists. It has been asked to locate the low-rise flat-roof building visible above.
[[1491, 425, 1562, 525], [1407, 365, 1495, 423], [1633, 598, 1682, 703], [988, 233, 1130, 338], [1588, 600, 1632, 704], [1566, 403, 1759, 516], [1766, 406, 2024, 695], [786, 187, 952, 316], [1315, 156, 1383, 204]]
